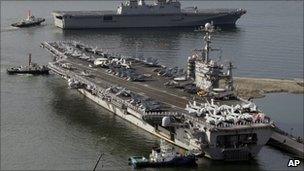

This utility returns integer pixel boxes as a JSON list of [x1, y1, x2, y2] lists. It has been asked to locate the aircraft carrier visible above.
[[41, 24, 274, 161], [52, 0, 246, 29]]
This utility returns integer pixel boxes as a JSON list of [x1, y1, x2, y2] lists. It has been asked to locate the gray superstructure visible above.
[[52, 0, 246, 29]]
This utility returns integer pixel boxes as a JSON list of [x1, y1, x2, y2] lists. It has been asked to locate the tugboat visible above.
[[128, 140, 197, 168], [7, 54, 49, 75], [11, 11, 45, 28]]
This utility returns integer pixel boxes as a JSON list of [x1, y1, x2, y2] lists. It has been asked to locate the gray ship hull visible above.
[[11, 18, 45, 28], [53, 9, 246, 29]]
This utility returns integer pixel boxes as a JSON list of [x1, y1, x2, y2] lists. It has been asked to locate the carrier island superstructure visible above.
[[52, 0, 246, 29], [41, 24, 273, 161]]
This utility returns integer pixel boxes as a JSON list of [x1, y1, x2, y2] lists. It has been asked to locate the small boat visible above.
[[11, 11, 45, 28], [7, 54, 49, 75], [129, 140, 197, 168]]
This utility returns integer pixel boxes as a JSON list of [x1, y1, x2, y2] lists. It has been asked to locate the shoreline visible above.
[[234, 77, 304, 99]]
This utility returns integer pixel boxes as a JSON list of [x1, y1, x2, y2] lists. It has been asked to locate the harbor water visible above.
[[1, 1, 303, 170]]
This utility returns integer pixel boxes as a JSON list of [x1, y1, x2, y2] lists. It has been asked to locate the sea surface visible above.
[[1, 1, 303, 170]]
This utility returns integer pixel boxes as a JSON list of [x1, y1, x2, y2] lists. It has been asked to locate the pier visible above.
[[268, 127, 304, 158]]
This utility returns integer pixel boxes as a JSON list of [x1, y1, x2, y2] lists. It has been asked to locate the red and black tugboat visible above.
[[7, 53, 49, 75]]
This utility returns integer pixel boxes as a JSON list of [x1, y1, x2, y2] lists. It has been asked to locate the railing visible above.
[[143, 111, 180, 117]]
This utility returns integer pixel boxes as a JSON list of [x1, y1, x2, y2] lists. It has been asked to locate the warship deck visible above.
[[42, 41, 272, 130], [53, 8, 242, 17], [42, 41, 241, 110]]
